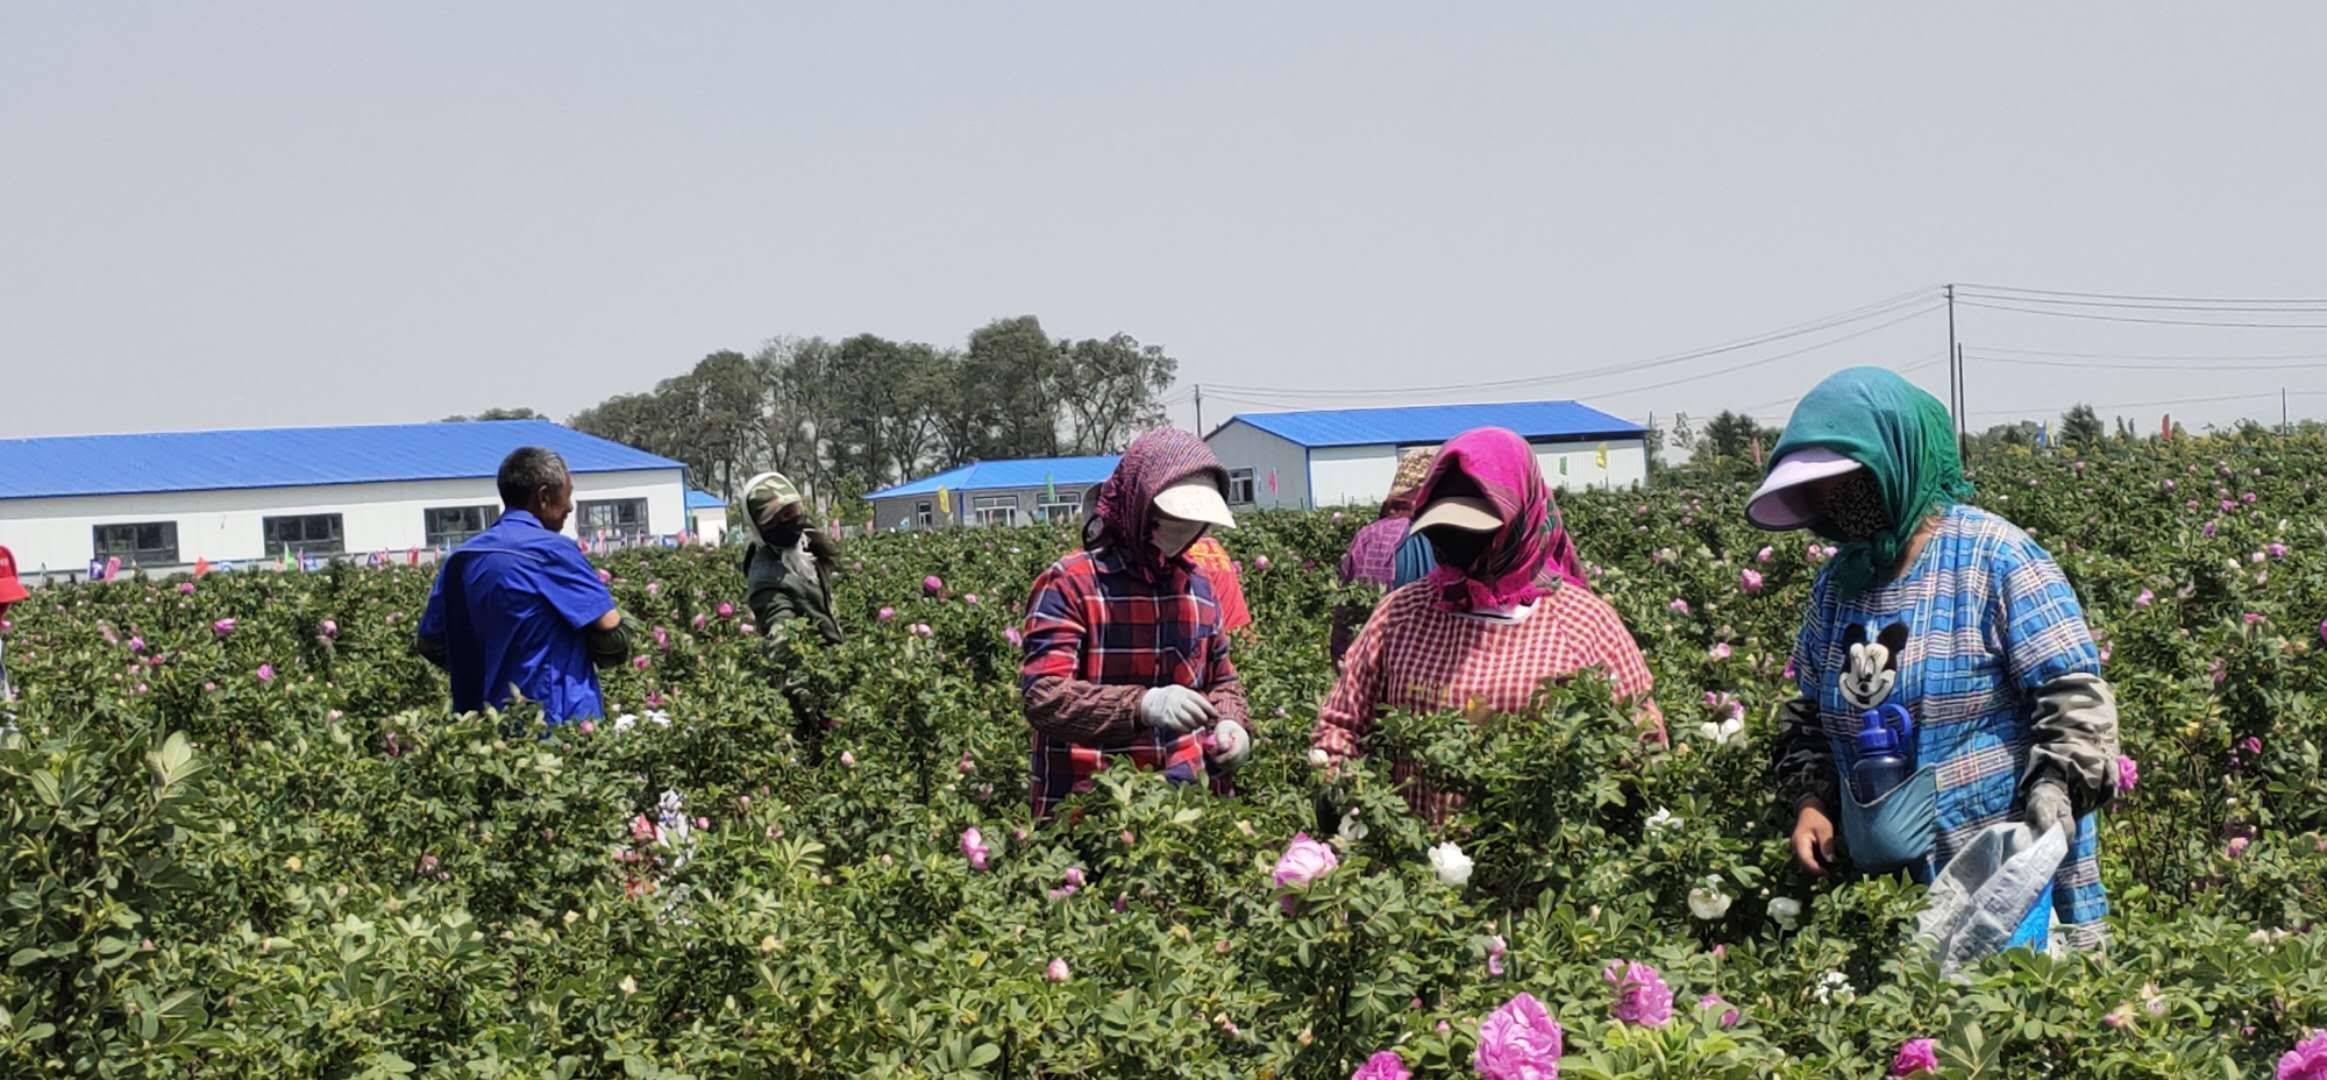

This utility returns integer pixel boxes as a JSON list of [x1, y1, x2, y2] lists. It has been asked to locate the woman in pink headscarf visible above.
[[1311, 427, 1663, 824]]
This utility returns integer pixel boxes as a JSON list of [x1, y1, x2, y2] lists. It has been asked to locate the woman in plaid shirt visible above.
[[1019, 430, 1252, 818], [1313, 427, 1663, 825]]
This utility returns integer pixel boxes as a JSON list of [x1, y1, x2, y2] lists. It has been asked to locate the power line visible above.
[[1957, 282, 2327, 307], [1558, 302, 1947, 405], [1957, 300, 2327, 330], [1957, 290, 2327, 314], [1200, 286, 1942, 400], [1970, 343, 2327, 361], [1963, 352, 2327, 373], [1968, 388, 2300, 420]]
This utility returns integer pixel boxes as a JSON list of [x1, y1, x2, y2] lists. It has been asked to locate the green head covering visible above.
[[1765, 367, 1973, 596], [742, 472, 803, 529]]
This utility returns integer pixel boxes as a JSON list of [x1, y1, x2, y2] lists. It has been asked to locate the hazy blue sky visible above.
[[7, 3, 2327, 440]]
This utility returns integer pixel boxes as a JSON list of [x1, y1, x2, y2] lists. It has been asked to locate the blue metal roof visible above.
[[685, 489, 727, 510], [867, 455, 1121, 500], [1217, 400, 1644, 449], [0, 420, 683, 501]]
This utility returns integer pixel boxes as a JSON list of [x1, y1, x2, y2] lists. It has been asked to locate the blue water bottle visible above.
[[1850, 705, 1914, 804]]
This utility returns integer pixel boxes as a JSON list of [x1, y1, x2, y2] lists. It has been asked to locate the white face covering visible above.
[[1151, 517, 1209, 559]]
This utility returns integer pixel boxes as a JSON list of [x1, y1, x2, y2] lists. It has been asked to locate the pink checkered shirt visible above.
[[1313, 580, 1660, 824]]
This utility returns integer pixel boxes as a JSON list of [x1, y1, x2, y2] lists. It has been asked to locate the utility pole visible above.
[[1194, 384, 1203, 434], [2284, 387, 2290, 434], [1945, 284, 1965, 457]]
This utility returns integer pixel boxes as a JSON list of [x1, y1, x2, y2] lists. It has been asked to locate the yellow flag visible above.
[[1594, 443, 1608, 469], [937, 487, 951, 515]]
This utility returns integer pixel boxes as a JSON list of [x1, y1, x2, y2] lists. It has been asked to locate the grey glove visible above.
[[1140, 685, 1217, 734], [2025, 779, 2074, 837]]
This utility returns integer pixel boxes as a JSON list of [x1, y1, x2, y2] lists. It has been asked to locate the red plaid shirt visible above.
[[1314, 581, 1660, 824], [1339, 517, 1409, 589], [1020, 547, 1247, 817]]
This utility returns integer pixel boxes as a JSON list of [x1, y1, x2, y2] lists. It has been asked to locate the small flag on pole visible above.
[[1750, 435, 1764, 469], [409, 548, 421, 566], [1595, 443, 1609, 469], [281, 548, 295, 573], [1045, 473, 1056, 501], [2161, 414, 2172, 441], [193, 556, 211, 579], [2038, 422, 2050, 448], [937, 487, 951, 516], [1266, 468, 1278, 495], [1558, 456, 1568, 476], [103, 556, 120, 582]]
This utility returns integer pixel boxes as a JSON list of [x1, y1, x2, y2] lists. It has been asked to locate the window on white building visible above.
[[263, 514, 344, 557], [1226, 468, 1256, 506], [577, 498, 650, 541], [423, 505, 499, 548], [915, 501, 934, 528], [972, 494, 1018, 527], [92, 522, 178, 567], [1034, 490, 1082, 523]]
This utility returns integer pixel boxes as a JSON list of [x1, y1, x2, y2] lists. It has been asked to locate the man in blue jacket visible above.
[[417, 447, 629, 725]]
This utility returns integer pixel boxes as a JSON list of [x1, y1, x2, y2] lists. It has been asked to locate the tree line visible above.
[[455, 316, 1177, 513]]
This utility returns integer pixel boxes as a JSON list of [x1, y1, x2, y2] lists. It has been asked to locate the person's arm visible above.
[[1995, 537, 2120, 819], [1020, 565, 1144, 742], [1201, 620, 1248, 730], [1391, 530, 1436, 590], [536, 549, 625, 667], [1771, 576, 1841, 812], [415, 570, 451, 671], [585, 608, 631, 669], [1572, 590, 1665, 744], [1312, 598, 1393, 762], [804, 528, 840, 568]]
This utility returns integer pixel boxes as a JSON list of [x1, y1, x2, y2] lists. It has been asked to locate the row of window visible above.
[[86, 499, 651, 566], [911, 491, 1083, 529]]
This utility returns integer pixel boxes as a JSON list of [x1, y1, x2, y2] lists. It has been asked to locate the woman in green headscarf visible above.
[[1750, 367, 2121, 953]]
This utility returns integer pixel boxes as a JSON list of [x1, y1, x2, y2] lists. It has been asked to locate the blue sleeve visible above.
[[1391, 530, 1437, 589], [1793, 569, 1831, 701], [534, 547, 617, 630], [418, 566, 449, 639], [1990, 533, 2101, 691]]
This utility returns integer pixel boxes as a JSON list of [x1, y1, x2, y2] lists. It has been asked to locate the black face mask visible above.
[[760, 516, 805, 548], [1814, 471, 1890, 541], [1426, 527, 1490, 573]]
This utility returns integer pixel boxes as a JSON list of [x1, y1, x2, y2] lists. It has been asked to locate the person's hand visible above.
[[2025, 779, 2073, 836], [1140, 685, 1217, 734], [1206, 719, 1252, 770], [1791, 800, 1838, 876]]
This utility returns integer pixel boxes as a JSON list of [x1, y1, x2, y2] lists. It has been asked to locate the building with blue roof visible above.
[[0, 420, 688, 581], [864, 455, 1119, 530], [684, 489, 733, 545], [1203, 400, 1647, 510]]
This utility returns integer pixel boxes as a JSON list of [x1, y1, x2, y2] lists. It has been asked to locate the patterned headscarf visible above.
[[1380, 447, 1439, 519], [1090, 428, 1231, 579], [1413, 427, 1587, 611]]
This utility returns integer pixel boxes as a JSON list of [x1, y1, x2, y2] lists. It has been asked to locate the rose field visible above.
[[6, 436, 2327, 1078]]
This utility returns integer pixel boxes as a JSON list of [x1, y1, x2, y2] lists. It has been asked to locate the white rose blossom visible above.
[[1428, 841, 1473, 887], [1687, 874, 1733, 921]]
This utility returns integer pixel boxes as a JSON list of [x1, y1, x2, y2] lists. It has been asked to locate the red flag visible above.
[[103, 556, 120, 582], [1750, 434, 1764, 469], [407, 548, 420, 566], [1266, 468, 1279, 495], [193, 556, 211, 579], [2161, 414, 2172, 441]]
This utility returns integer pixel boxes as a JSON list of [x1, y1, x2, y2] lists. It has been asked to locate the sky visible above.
[[7, 2, 2327, 441]]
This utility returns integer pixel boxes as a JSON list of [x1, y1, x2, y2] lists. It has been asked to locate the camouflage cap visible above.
[[742, 472, 803, 526]]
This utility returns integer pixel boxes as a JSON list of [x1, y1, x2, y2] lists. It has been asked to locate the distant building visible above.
[[685, 490, 730, 545], [1204, 400, 1647, 510], [0, 420, 685, 582], [865, 455, 1120, 530]]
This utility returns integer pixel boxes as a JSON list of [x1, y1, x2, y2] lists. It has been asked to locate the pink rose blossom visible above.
[[716, 602, 735, 619], [1063, 866, 1086, 888], [840, 750, 857, 768], [1255, 555, 1272, 572], [1891, 1038, 1939, 1076], [1044, 957, 1070, 982], [1350, 1050, 1411, 1080], [2245, 612, 2265, 627], [2270, 543, 2290, 559], [2117, 755, 2139, 794], [646, 581, 661, 596], [1708, 643, 1732, 662], [631, 815, 655, 842], [691, 614, 708, 631], [1004, 626, 1024, 647], [597, 568, 612, 584], [1668, 598, 1691, 616], [963, 593, 979, 605], [1473, 992, 1564, 1080], [1272, 833, 1339, 890], [1604, 960, 1673, 1027], [578, 719, 596, 734], [631, 655, 650, 671], [911, 623, 934, 639], [2278, 1030, 2327, 1079], [319, 619, 339, 640], [1740, 569, 1764, 595], [652, 627, 670, 651], [255, 664, 275, 684], [923, 575, 945, 597], [177, 582, 195, 595], [2227, 836, 2251, 858], [1486, 934, 1507, 977], [127, 636, 145, 654], [1699, 993, 1740, 1029], [877, 606, 896, 622], [1756, 546, 1774, 563], [959, 827, 991, 871], [2134, 589, 2154, 608], [212, 618, 236, 639]]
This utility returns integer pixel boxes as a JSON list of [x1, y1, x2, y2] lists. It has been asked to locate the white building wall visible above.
[[1202, 421, 1312, 510], [1308, 444, 1400, 507], [1532, 438, 1649, 492], [0, 468, 684, 577], [689, 506, 730, 546]]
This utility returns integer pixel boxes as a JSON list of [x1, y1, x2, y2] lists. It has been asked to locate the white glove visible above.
[[1206, 719, 1252, 771], [1140, 685, 1217, 734]]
